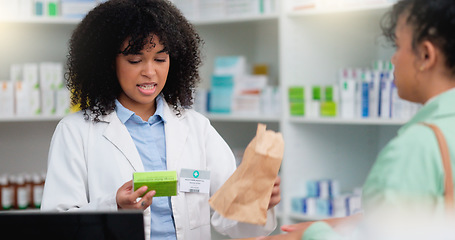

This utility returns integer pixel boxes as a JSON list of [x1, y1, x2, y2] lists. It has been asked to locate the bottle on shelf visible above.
[[0, 175, 13, 210], [13, 174, 29, 210], [31, 173, 45, 209]]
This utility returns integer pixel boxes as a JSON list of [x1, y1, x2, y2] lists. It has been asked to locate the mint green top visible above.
[[303, 88, 455, 240]]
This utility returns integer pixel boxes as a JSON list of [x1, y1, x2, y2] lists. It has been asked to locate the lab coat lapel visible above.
[[163, 104, 188, 171], [102, 112, 144, 172]]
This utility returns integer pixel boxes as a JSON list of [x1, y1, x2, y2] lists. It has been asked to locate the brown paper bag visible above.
[[209, 124, 284, 225]]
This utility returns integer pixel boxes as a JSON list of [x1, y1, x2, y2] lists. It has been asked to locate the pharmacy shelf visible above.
[[0, 13, 279, 26], [192, 13, 279, 25], [288, 212, 331, 222], [288, 117, 407, 126], [0, 209, 41, 213], [0, 17, 79, 25], [288, 2, 394, 16], [205, 113, 280, 123], [0, 115, 64, 123], [0, 114, 279, 124]]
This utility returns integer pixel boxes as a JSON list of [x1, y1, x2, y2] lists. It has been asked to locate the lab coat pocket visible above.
[[186, 192, 210, 229]]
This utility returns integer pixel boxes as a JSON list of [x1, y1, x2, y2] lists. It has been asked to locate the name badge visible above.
[[179, 168, 210, 194]]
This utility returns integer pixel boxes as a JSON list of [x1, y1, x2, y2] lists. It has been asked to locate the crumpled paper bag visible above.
[[209, 123, 284, 225]]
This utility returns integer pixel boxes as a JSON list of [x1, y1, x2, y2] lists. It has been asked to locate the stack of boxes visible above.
[[0, 0, 107, 19], [293, 0, 398, 11], [195, 55, 281, 116], [289, 85, 337, 117], [0, 62, 70, 118], [288, 60, 421, 120], [169, 0, 277, 21], [292, 179, 363, 218]]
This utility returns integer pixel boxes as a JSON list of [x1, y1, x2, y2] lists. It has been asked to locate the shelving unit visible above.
[[289, 2, 394, 16], [289, 117, 407, 125], [0, 115, 65, 123], [191, 13, 279, 25], [0, 0, 404, 236], [0, 16, 80, 24], [279, 0, 399, 226]]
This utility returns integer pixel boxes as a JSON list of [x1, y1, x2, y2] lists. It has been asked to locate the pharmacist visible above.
[[40, 0, 280, 240]]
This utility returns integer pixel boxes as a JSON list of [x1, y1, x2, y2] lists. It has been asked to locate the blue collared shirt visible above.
[[115, 96, 176, 240]]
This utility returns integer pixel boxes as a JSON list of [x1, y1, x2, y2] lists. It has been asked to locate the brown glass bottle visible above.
[[0, 175, 13, 210]]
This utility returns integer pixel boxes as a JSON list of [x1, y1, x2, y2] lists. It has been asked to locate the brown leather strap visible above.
[[422, 123, 454, 212]]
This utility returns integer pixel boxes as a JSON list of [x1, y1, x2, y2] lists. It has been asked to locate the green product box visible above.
[[290, 102, 305, 116], [133, 171, 177, 197], [48, 2, 58, 16], [288, 86, 305, 102], [321, 101, 337, 117], [325, 86, 333, 101], [312, 86, 321, 101]]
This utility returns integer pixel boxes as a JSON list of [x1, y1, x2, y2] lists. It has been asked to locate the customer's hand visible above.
[[281, 221, 315, 233], [256, 229, 305, 240], [268, 176, 281, 210], [116, 180, 156, 210]]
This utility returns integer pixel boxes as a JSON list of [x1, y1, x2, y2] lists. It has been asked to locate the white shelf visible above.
[[205, 113, 280, 123], [288, 212, 331, 222], [0, 115, 65, 123], [288, 116, 407, 126], [1, 13, 279, 26], [288, 2, 394, 16], [191, 13, 279, 25], [0, 17, 80, 24]]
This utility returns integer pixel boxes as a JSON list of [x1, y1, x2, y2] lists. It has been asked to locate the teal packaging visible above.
[[35, 1, 44, 16], [209, 75, 234, 113]]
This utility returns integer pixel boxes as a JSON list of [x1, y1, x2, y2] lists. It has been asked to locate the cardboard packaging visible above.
[[133, 171, 177, 197], [209, 124, 284, 225]]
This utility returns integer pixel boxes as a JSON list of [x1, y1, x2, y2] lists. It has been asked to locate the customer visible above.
[[258, 0, 455, 239], [40, 0, 280, 239]]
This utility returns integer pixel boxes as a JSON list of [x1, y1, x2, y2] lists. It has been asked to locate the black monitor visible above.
[[0, 210, 145, 240]]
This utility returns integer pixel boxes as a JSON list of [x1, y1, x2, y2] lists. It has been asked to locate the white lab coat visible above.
[[41, 100, 277, 240]]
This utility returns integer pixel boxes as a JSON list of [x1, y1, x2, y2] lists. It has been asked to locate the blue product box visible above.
[[291, 197, 303, 213], [306, 180, 318, 197], [209, 75, 234, 113], [316, 198, 334, 216], [302, 197, 317, 215]]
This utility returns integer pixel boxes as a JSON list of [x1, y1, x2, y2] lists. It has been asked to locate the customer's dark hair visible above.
[[381, 0, 455, 76], [67, 0, 203, 121]]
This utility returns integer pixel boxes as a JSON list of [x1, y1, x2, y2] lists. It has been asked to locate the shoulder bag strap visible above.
[[421, 123, 454, 212]]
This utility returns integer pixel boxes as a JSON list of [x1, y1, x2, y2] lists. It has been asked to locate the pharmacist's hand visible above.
[[116, 180, 156, 210], [268, 176, 281, 210]]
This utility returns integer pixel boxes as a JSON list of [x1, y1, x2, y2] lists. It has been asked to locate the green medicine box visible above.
[[289, 86, 305, 116], [288, 86, 305, 102], [133, 171, 177, 197], [321, 101, 337, 117]]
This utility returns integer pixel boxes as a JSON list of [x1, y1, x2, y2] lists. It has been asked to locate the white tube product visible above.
[[369, 70, 381, 118], [0, 81, 14, 117], [340, 78, 356, 119], [380, 71, 393, 119]]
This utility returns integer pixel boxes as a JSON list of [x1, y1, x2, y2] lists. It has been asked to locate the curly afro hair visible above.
[[381, 0, 455, 76], [67, 0, 203, 121]]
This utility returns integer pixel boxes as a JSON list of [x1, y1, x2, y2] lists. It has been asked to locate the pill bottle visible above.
[[0, 175, 13, 210], [31, 173, 44, 208], [14, 175, 29, 210]]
